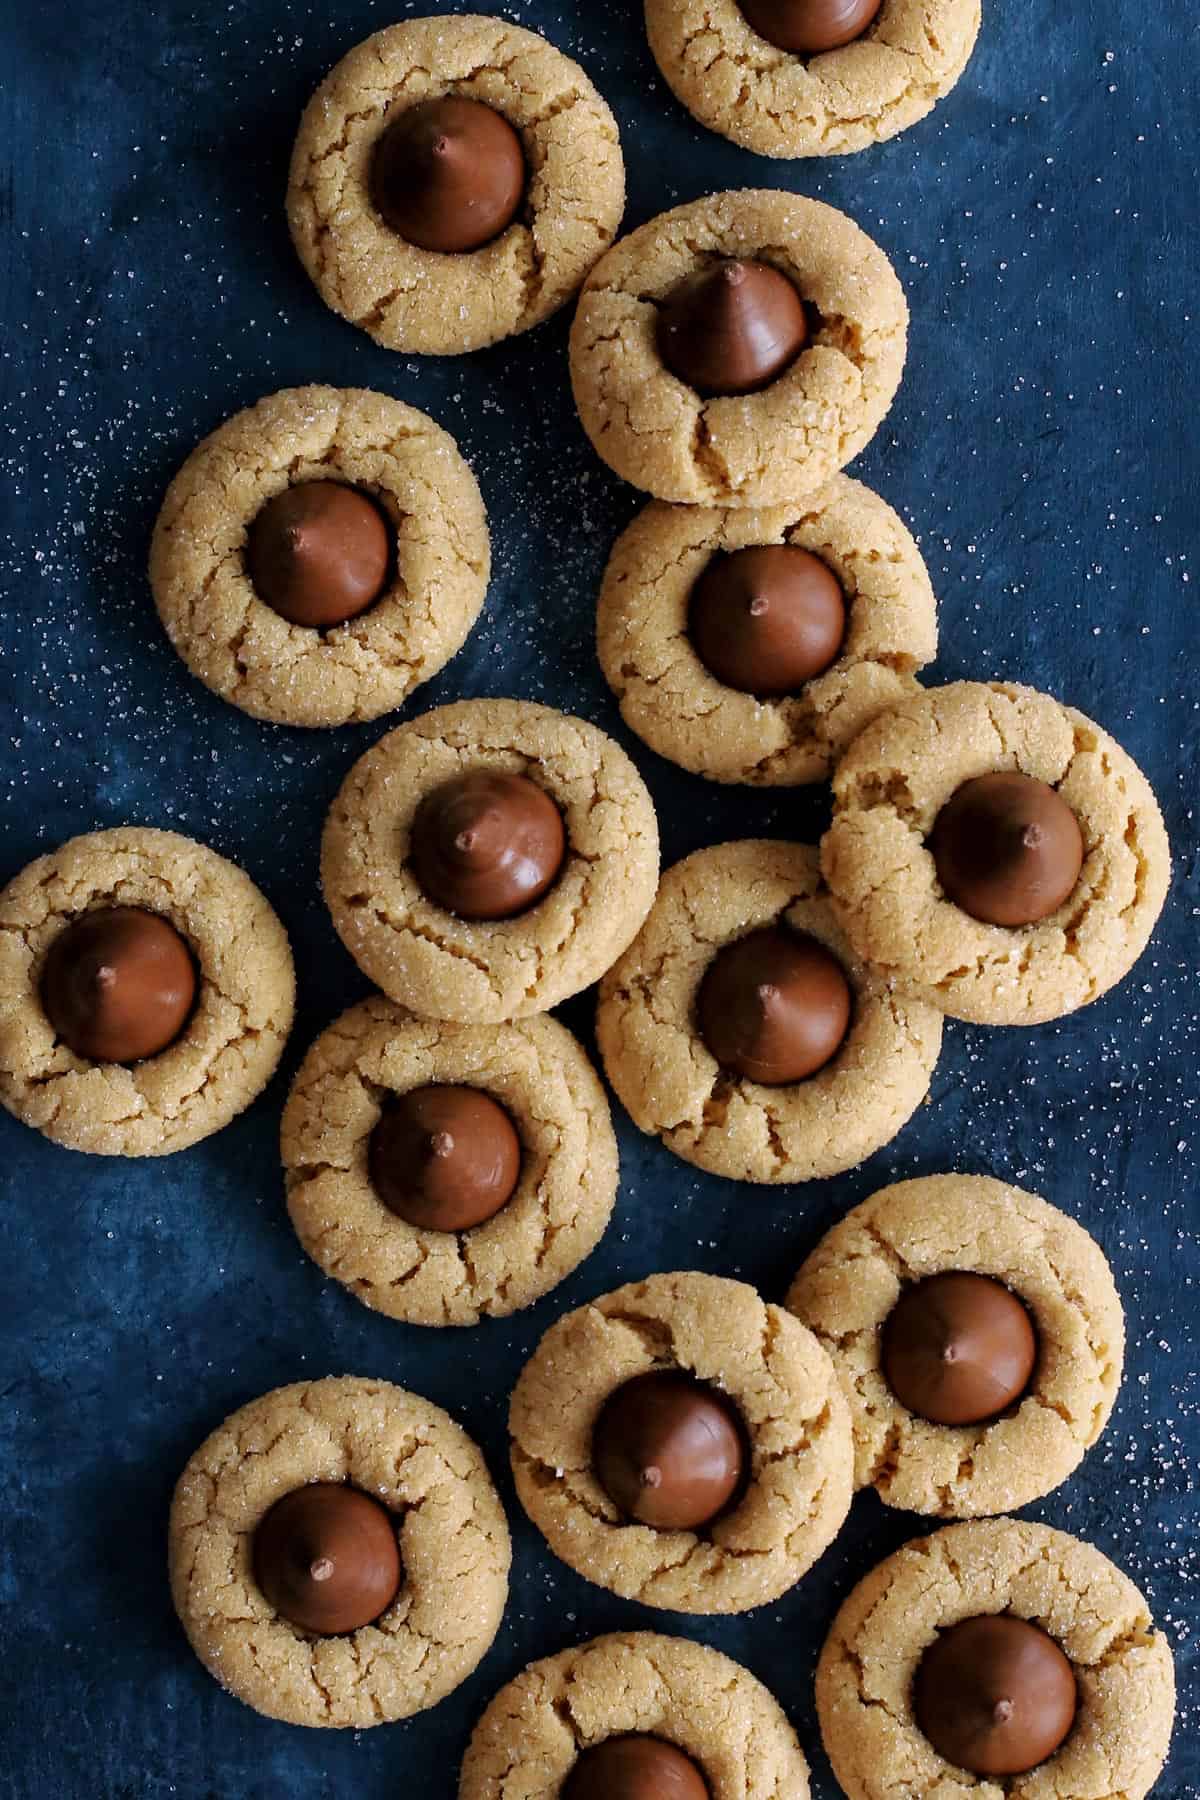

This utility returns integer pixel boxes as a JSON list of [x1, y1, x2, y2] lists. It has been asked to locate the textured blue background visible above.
[[1, 3, 1197, 1796]]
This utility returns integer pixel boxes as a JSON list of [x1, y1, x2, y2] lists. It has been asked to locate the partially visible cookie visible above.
[[287, 15, 624, 355], [460, 1630, 810, 1798], [816, 1519, 1175, 1800], [281, 997, 619, 1327], [821, 681, 1171, 1024], [509, 1271, 853, 1614], [645, 0, 981, 159], [168, 1377, 511, 1728], [787, 1174, 1125, 1517], [150, 386, 490, 728], [569, 189, 907, 507], [0, 827, 294, 1157], [596, 475, 937, 785], [321, 699, 659, 1024], [596, 840, 943, 1183]]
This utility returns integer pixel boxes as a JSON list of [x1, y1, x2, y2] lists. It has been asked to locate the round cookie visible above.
[[150, 386, 490, 728], [816, 1518, 1175, 1800], [509, 1271, 853, 1613], [645, 0, 981, 160], [0, 827, 294, 1157], [787, 1174, 1125, 1517], [168, 1376, 510, 1728], [821, 681, 1171, 1025], [596, 475, 937, 785], [287, 16, 625, 356], [321, 699, 660, 1025], [281, 996, 619, 1327], [596, 840, 942, 1183], [569, 189, 908, 507], [460, 1630, 810, 1798]]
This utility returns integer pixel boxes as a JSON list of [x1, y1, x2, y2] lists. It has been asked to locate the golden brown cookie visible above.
[[509, 1271, 853, 1614], [0, 827, 294, 1157], [569, 189, 907, 507], [821, 681, 1171, 1025], [816, 1519, 1176, 1800], [595, 840, 942, 1183], [280, 996, 619, 1327], [459, 1630, 810, 1798], [321, 699, 659, 1024], [596, 475, 937, 785], [287, 16, 624, 355], [787, 1174, 1125, 1517], [168, 1376, 510, 1728], [149, 386, 490, 728], [645, 0, 981, 159]]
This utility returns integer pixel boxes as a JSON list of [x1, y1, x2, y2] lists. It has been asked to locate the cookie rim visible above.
[[0, 825, 295, 1157], [286, 14, 626, 355], [508, 1270, 854, 1615], [595, 474, 938, 786], [595, 838, 943, 1183], [149, 384, 491, 728], [786, 1172, 1126, 1517], [280, 995, 620, 1326]]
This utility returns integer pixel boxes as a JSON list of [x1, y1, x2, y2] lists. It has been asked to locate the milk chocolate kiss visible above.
[[914, 1614, 1078, 1776], [592, 1371, 746, 1531], [372, 96, 526, 253], [369, 1084, 522, 1232], [657, 259, 809, 397], [882, 1272, 1038, 1427], [246, 482, 391, 629], [253, 1483, 402, 1636], [929, 772, 1084, 927], [40, 907, 196, 1064], [410, 769, 566, 921], [698, 927, 851, 1085], [689, 544, 846, 694], [563, 1735, 711, 1800], [738, 0, 883, 54]]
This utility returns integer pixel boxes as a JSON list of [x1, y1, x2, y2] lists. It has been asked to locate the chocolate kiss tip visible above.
[[641, 1465, 664, 1488], [941, 1342, 960, 1363], [756, 980, 779, 1003], [748, 595, 769, 616], [95, 965, 117, 988], [723, 262, 748, 287], [310, 1558, 335, 1583], [430, 1131, 455, 1159], [1022, 823, 1046, 848], [994, 1698, 1015, 1724], [455, 829, 479, 853]]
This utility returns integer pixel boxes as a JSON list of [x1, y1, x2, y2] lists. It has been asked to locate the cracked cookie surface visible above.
[[459, 1629, 810, 1798], [815, 1518, 1175, 1800], [281, 996, 619, 1326], [0, 827, 294, 1157], [150, 386, 490, 728], [787, 1174, 1125, 1517], [286, 15, 625, 355], [596, 840, 942, 1183], [321, 699, 660, 1024], [569, 189, 907, 507], [645, 0, 981, 160], [509, 1271, 853, 1613], [168, 1376, 510, 1728], [821, 681, 1171, 1025], [596, 475, 936, 785]]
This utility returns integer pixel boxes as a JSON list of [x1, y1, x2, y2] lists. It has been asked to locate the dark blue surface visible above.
[[1, 4, 1197, 1796]]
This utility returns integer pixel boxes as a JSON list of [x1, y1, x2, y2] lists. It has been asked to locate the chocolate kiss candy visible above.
[[564, 1735, 712, 1800], [738, 0, 883, 54], [914, 1614, 1078, 1776], [592, 1370, 746, 1531], [698, 926, 851, 1085], [689, 544, 846, 694], [410, 769, 567, 921], [369, 1084, 522, 1232], [40, 906, 196, 1064], [246, 482, 391, 628], [656, 259, 809, 398], [929, 771, 1084, 928], [371, 95, 526, 254], [882, 1272, 1038, 1427], [253, 1483, 402, 1636]]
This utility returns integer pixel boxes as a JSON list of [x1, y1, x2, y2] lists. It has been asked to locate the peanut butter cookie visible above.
[[509, 1271, 853, 1614], [281, 996, 618, 1327], [821, 681, 1171, 1024], [150, 386, 490, 728], [460, 1631, 810, 1798], [0, 827, 294, 1157], [569, 189, 907, 507], [816, 1519, 1175, 1800], [596, 840, 942, 1183], [645, 0, 981, 160], [596, 475, 936, 785], [787, 1174, 1124, 1516], [287, 16, 624, 355], [321, 699, 659, 1024], [168, 1376, 510, 1728]]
